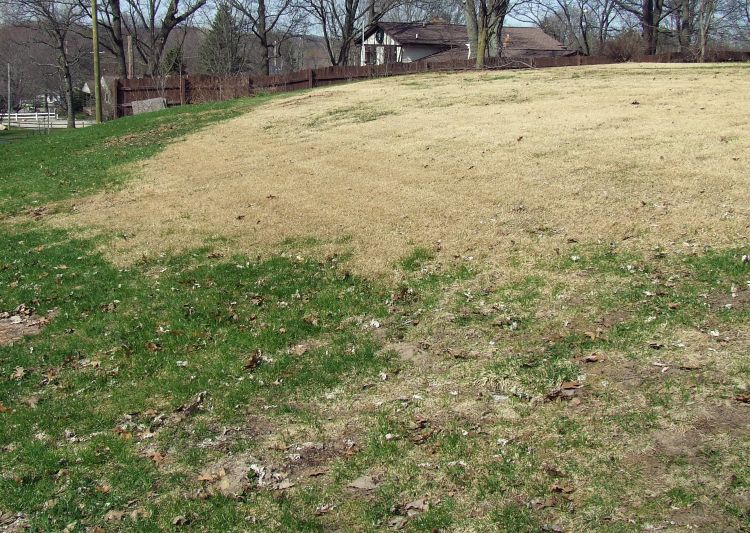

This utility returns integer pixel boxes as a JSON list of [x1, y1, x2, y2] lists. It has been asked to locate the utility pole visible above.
[[91, 0, 103, 123], [6, 63, 10, 130], [127, 35, 134, 79]]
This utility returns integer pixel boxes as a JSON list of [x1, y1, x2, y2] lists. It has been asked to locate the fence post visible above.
[[179, 76, 186, 105], [308, 69, 315, 89], [113, 78, 120, 118]]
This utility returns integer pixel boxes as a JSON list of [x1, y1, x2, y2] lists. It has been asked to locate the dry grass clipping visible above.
[[57, 63, 750, 275]]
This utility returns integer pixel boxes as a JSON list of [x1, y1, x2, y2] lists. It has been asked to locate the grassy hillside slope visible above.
[[1, 64, 749, 532]]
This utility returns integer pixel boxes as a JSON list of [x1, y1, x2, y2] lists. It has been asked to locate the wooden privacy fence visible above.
[[111, 50, 750, 118]]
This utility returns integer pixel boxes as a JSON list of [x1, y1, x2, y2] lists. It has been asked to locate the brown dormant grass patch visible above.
[[57, 63, 750, 275]]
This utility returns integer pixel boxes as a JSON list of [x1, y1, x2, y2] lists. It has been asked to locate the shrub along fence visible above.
[[110, 50, 750, 118]]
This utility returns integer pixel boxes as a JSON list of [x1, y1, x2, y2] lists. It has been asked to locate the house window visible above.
[[383, 45, 397, 64], [364, 45, 376, 65]]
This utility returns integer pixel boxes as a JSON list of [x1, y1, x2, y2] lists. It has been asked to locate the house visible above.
[[18, 93, 60, 113], [358, 22, 570, 66]]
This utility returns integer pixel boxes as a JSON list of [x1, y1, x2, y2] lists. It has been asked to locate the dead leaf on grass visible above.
[[198, 453, 258, 498], [129, 507, 151, 521], [244, 350, 262, 371], [0, 511, 29, 531], [530, 496, 557, 510], [305, 466, 329, 477], [348, 475, 378, 491], [546, 381, 582, 401], [172, 515, 190, 526], [146, 450, 166, 465], [405, 497, 431, 516], [315, 503, 336, 516], [550, 482, 575, 494], [114, 428, 133, 440], [275, 479, 295, 490], [104, 510, 125, 522], [388, 516, 409, 529], [649, 341, 664, 350], [581, 352, 605, 363], [100, 302, 118, 313], [173, 391, 207, 418]]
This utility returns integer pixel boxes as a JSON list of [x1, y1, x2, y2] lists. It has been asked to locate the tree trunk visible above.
[[578, 16, 590, 55], [698, 0, 715, 61], [642, 0, 656, 54], [338, 40, 352, 65], [148, 31, 170, 75], [147, 47, 160, 76], [464, 0, 479, 59], [257, 0, 270, 74], [63, 63, 75, 129], [338, 4, 357, 66], [109, 0, 127, 77], [493, 0, 509, 58], [640, 0, 664, 54], [113, 41, 127, 77], [476, 26, 488, 67], [261, 39, 270, 74]]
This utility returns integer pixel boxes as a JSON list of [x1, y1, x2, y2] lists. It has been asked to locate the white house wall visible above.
[[363, 33, 398, 46], [361, 32, 402, 65], [400, 44, 445, 62], [361, 31, 469, 65], [361, 32, 442, 65]]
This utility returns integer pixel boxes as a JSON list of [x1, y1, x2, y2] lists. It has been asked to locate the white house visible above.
[[358, 22, 571, 66]]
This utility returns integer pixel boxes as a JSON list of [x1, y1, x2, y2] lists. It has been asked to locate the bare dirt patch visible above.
[[56, 63, 750, 276], [706, 286, 750, 312], [0, 305, 58, 347]]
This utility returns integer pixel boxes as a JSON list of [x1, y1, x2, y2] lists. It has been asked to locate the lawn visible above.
[[1, 64, 750, 532]]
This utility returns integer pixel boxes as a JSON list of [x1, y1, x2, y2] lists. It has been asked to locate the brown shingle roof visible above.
[[501, 27, 568, 51], [373, 23, 567, 53], [378, 22, 468, 47]]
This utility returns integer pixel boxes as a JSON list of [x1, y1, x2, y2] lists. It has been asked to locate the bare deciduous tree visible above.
[[385, 0, 465, 22], [464, 0, 518, 66], [122, 0, 208, 75], [303, 0, 400, 66], [229, 0, 304, 74], [615, 0, 672, 53], [1, 0, 85, 127]]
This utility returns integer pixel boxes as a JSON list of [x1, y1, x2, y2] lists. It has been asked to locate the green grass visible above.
[[0, 128, 40, 141], [0, 225, 393, 529], [0, 95, 277, 216], [1, 84, 749, 531]]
